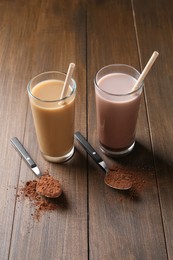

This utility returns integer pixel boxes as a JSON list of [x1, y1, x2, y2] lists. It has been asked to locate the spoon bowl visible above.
[[104, 170, 132, 190], [36, 174, 62, 198]]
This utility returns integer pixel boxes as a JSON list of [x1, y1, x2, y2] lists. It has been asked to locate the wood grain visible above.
[[0, 1, 35, 259], [87, 0, 167, 259], [133, 0, 173, 258], [0, 1, 87, 260], [1, 0, 173, 259]]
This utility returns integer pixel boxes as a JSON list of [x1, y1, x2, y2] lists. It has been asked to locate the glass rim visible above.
[[27, 71, 76, 103], [94, 64, 144, 96]]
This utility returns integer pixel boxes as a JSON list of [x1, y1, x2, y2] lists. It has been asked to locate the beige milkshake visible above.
[[27, 72, 76, 162]]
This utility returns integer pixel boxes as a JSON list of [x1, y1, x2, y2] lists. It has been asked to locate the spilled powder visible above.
[[107, 164, 155, 201], [17, 174, 62, 221]]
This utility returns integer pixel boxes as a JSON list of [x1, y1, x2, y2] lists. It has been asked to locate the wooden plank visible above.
[[0, 75, 28, 260], [133, 0, 173, 258], [87, 0, 167, 259], [0, 1, 39, 259], [6, 0, 88, 260]]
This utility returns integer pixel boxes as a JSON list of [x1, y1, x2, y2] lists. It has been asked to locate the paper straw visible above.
[[60, 63, 75, 99], [132, 51, 159, 92]]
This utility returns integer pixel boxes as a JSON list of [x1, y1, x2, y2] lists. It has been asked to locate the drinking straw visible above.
[[60, 63, 75, 99], [132, 51, 159, 92]]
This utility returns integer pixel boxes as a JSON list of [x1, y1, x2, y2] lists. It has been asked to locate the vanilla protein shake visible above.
[[95, 65, 143, 156], [28, 72, 76, 162]]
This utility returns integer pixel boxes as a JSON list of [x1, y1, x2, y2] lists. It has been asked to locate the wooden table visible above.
[[1, 0, 173, 259]]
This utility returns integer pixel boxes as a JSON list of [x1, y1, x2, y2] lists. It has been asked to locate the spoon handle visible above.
[[10, 137, 36, 166], [10, 137, 41, 178], [74, 132, 108, 172]]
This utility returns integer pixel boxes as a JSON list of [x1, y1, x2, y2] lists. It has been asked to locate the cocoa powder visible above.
[[36, 174, 62, 198], [17, 174, 62, 221], [108, 164, 154, 200], [104, 170, 132, 190], [17, 165, 154, 221]]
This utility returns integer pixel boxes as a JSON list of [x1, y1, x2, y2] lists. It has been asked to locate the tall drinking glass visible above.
[[27, 71, 76, 163], [94, 64, 143, 157]]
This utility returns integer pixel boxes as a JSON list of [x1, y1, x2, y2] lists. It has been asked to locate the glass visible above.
[[27, 71, 76, 162], [94, 64, 143, 157]]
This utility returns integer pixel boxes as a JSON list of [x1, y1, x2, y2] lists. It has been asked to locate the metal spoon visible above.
[[75, 132, 132, 190], [10, 137, 62, 198]]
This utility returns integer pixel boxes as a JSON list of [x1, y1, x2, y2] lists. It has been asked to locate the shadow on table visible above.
[[48, 191, 69, 211], [106, 141, 173, 201], [74, 140, 173, 202]]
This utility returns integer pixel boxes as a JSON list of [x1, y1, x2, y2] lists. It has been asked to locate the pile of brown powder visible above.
[[36, 174, 62, 198], [108, 164, 154, 201], [105, 170, 132, 190], [17, 175, 62, 221]]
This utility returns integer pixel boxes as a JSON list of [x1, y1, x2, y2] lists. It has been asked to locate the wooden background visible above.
[[0, 0, 173, 259]]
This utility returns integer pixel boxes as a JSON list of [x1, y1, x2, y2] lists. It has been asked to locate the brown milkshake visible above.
[[95, 65, 143, 157]]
